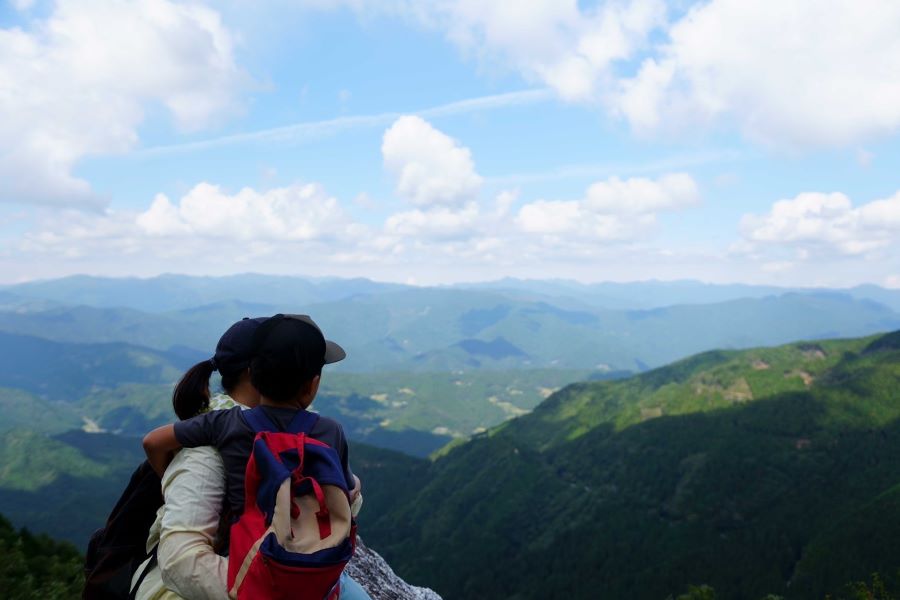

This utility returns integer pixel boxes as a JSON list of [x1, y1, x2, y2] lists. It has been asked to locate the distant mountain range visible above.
[[362, 330, 900, 599], [5, 274, 900, 312], [1, 275, 899, 373]]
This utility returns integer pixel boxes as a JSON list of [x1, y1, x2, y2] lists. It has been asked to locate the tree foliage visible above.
[[0, 514, 83, 599]]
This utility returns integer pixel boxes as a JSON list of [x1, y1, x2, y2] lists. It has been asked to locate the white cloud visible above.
[[0, 0, 245, 206], [10, 0, 36, 11], [430, 0, 666, 102], [382, 115, 482, 207], [516, 173, 699, 239], [320, 0, 900, 148], [8, 176, 900, 288], [384, 203, 480, 238], [8, 179, 372, 282], [614, 0, 900, 147], [431, 0, 900, 148], [304, 0, 665, 103], [740, 190, 900, 256], [136, 182, 354, 242]]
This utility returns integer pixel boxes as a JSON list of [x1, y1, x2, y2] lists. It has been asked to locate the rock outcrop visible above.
[[347, 537, 442, 600]]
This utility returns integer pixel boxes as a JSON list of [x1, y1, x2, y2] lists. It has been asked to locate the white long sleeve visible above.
[[133, 446, 230, 600], [157, 446, 230, 600]]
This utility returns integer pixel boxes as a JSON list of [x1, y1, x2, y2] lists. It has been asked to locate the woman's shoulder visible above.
[[209, 393, 247, 411], [162, 446, 225, 489]]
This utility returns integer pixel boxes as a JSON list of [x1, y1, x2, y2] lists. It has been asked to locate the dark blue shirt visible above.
[[174, 405, 353, 516]]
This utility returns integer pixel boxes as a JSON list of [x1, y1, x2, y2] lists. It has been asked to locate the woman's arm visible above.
[[157, 446, 230, 600]]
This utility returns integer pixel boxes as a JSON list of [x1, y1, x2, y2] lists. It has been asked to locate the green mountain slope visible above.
[[0, 388, 81, 434], [0, 430, 144, 545], [364, 331, 900, 600]]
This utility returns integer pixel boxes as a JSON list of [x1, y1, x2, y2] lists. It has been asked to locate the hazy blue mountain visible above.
[[0, 303, 209, 349], [847, 283, 900, 312], [1, 273, 407, 313], [1, 287, 898, 373], [0, 290, 61, 312], [6, 273, 900, 315], [456, 277, 900, 312], [452, 277, 798, 309], [0, 331, 196, 401]]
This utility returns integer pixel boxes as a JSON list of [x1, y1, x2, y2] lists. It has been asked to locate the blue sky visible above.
[[1, 0, 899, 287]]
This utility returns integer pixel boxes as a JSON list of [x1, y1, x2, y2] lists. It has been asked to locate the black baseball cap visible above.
[[211, 317, 268, 374], [252, 314, 346, 373]]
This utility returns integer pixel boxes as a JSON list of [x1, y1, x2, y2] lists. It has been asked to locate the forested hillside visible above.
[[363, 331, 900, 599], [0, 514, 83, 599]]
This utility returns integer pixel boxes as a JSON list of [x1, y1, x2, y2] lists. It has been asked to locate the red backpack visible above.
[[228, 407, 356, 600]]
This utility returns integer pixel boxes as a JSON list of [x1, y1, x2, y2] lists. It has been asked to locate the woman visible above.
[[133, 317, 368, 599]]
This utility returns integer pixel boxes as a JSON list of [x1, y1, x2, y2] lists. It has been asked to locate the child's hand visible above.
[[349, 474, 361, 503], [349, 474, 363, 517]]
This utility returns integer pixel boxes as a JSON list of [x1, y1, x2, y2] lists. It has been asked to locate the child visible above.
[[143, 313, 359, 524]]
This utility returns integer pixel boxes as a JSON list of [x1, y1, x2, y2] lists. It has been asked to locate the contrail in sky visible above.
[[137, 89, 554, 157]]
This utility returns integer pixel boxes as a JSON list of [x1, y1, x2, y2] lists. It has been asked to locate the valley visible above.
[[1, 275, 899, 598]]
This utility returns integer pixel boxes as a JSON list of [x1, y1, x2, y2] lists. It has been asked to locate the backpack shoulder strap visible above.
[[241, 406, 280, 433], [285, 409, 320, 435], [128, 544, 158, 600]]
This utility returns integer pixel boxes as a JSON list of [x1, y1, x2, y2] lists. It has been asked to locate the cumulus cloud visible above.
[[0, 0, 245, 206], [11, 175, 899, 287], [433, 0, 900, 147], [740, 190, 900, 256], [321, 0, 900, 148], [300, 0, 666, 103], [426, 0, 666, 102], [136, 183, 353, 242], [382, 115, 482, 207], [12, 179, 366, 280], [614, 0, 900, 146], [384, 203, 480, 238], [516, 173, 699, 239]]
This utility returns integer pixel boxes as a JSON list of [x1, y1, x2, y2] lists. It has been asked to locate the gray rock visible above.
[[346, 537, 442, 600]]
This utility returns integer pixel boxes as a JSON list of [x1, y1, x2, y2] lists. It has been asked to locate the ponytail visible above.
[[172, 360, 216, 420]]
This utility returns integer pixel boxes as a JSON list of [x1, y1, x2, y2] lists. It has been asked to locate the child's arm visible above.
[[143, 424, 183, 477], [145, 408, 230, 477]]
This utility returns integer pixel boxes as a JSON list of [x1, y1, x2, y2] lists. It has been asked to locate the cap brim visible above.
[[324, 340, 346, 364]]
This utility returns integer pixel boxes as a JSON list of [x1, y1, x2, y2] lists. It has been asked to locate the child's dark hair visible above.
[[248, 315, 343, 404], [250, 356, 322, 404]]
